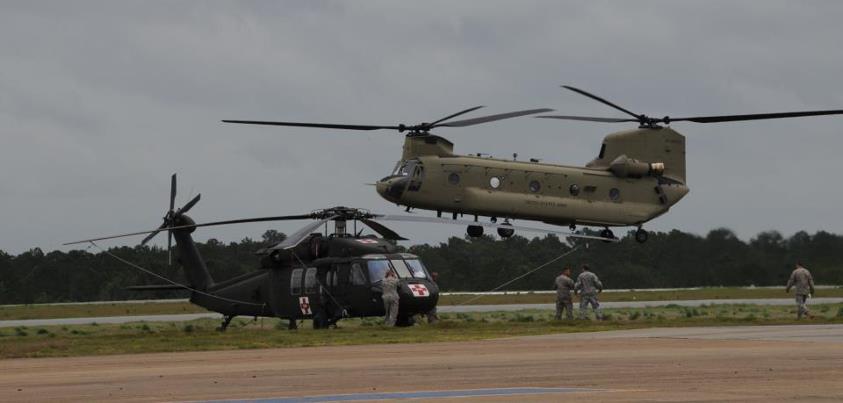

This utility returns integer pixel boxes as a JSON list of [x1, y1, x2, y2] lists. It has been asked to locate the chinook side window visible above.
[[290, 268, 303, 295], [304, 267, 318, 294]]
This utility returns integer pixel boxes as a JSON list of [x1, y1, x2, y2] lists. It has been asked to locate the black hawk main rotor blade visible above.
[[64, 214, 316, 246], [360, 218, 407, 241]]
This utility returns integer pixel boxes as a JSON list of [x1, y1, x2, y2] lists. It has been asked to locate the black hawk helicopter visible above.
[[67, 175, 608, 330]]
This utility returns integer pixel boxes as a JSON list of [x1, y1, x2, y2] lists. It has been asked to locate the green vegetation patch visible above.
[[1, 303, 841, 360]]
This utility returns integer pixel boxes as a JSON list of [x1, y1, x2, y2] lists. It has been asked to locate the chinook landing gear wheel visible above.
[[635, 228, 649, 243], [497, 222, 514, 238], [467, 225, 484, 238], [600, 228, 615, 243]]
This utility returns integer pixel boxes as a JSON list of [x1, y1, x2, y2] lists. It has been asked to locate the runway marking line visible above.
[[200, 386, 604, 402]]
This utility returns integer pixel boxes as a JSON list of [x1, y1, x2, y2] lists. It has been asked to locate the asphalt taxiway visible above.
[[1, 324, 841, 402]]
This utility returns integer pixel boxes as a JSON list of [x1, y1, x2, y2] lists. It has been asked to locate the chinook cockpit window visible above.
[[392, 160, 418, 177], [598, 143, 606, 159]]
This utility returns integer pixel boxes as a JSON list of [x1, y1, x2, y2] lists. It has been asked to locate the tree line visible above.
[[0, 228, 840, 304]]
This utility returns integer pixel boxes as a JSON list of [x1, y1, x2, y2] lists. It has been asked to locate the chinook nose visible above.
[[376, 176, 410, 203]]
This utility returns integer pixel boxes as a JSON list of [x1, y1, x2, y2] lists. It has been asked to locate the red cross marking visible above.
[[299, 296, 312, 315], [409, 283, 429, 297], [357, 239, 379, 244]]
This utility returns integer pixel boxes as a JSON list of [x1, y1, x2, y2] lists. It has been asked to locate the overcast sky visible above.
[[2, 1, 842, 254]]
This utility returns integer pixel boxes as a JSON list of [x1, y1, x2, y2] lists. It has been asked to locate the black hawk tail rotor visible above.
[[140, 173, 201, 265]]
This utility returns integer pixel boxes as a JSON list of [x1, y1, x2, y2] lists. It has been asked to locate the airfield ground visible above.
[[2, 295, 842, 401], [1, 303, 842, 359], [3, 287, 842, 320], [1, 324, 842, 402]]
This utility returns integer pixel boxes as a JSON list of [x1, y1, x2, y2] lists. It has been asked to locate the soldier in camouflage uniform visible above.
[[381, 270, 400, 326], [786, 263, 815, 319], [575, 264, 603, 320], [554, 267, 575, 320], [425, 272, 440, 324]]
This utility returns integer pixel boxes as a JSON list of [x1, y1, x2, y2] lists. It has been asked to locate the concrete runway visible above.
[[3, 297, 841, 328], [1, 324, 842, 402]]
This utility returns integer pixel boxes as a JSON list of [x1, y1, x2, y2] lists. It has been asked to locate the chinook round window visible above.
[[448, 172, 460, 185], [489, 176, 501, 189], [609, 187, 621, 201], [529, 180, 541, 193], [569, 184, 580, 196]]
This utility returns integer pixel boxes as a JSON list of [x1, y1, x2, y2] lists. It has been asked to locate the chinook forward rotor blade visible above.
[[436, 108, 554, 127], [429, 105, 485, 126], [374, 214, 619, 242], [670, 109, 843, 123], [64, 214, 316, 246], [221, 120, 400, 131], [223, 106, 551, 134]]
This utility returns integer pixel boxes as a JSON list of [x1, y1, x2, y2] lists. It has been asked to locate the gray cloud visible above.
[[1, 1, 842, 253]]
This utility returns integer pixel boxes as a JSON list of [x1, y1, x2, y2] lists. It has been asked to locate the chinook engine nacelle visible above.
[[609, 155, 665, 178]]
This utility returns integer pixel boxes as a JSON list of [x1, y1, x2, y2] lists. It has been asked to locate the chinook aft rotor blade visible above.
[[220, 120, 401, 131], [64, 214, 317, 246], [561, 85, 641, 119], [669, 109, 843, 123], [374, 214, 619, 242], [548, 85, 843, 126]]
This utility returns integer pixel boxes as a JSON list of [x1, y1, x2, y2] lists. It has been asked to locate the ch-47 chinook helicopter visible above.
[[66, 175, 607, 330], [224, 86, 843, 243]]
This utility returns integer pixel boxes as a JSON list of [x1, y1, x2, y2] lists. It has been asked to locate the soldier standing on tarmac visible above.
[[381, 270, 400, 326], [575, 264, 604, 320], [554, 267, 575, 320], [425, 272, 440, 324], [786, 262, 815, 319]]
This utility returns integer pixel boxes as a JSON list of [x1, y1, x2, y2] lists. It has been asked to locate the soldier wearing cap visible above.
[[554, 267, 575, 320], [381, 270, 400, 326]]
